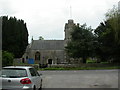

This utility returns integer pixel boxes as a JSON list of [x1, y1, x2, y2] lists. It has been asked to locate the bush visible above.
[[2, 51, 14, 67]]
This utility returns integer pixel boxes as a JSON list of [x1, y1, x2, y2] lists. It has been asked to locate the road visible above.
[[39, 70, 119, 88]]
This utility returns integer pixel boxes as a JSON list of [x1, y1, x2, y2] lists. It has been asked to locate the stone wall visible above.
[[23, 49, 65, 65]]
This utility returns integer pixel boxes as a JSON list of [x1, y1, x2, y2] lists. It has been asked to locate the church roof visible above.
[[30, 40, 65, 50]]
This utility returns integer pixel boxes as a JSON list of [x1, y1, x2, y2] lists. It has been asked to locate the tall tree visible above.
[[2, 16, 29, 58], [94, 6, 120, 62], [65, 24, 95, 63], [105, 6, 120, 44], [95, 21, 115, 62]]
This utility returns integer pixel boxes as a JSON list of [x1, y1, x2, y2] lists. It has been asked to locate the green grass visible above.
[[100, 62, 109, 64], [86, 59, 109, 64], [86, 59, 97, 63], [13, 62, 120, 71], [39, 66, 120, 70]]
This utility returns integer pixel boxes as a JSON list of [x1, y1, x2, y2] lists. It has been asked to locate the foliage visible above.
[[94, 6, 120, 62], [86, 59, 97, 63], [39, 36, 44, 40], [105, 6, 120, 44], [65, 24, 96, 63], [2, 16, 29, 58], [2, 51, 14, 67]]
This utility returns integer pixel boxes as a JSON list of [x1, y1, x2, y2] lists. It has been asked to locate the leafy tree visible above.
[[65, 24, 96, 63], [105, 6, 120, 44], [2, 51, 14, 67], [94, 6, 120, 62], [39, 36, 44, 40], [2, 16, 29, 58], [95, 21, 114, 62]]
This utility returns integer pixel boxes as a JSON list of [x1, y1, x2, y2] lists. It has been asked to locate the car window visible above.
[[29, 68, 39, 76], [2, 68, 27, 78]]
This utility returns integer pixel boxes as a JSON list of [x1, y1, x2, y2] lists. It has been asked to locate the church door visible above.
[[48, 59, 52, 64], [35, 52, 40, 60]]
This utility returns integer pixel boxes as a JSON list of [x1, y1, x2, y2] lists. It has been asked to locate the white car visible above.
[[1, 66, 42, 90]]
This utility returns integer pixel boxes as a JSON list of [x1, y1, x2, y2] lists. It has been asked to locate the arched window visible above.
[[35, 52, 40, 60]]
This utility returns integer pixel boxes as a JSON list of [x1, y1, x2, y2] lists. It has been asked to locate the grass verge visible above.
[[39, 66, 120, 70]]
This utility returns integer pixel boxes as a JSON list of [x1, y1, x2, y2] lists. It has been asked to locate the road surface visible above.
[[39, 70, 119, 88]]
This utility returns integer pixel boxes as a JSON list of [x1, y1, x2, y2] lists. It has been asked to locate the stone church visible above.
[[22, 19, 79, 65]]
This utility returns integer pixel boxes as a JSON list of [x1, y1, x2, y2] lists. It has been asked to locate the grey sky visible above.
[[0, 0, 119, 42]]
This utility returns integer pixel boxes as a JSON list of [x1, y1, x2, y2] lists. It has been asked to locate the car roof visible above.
[[3, 66, 33, 69]]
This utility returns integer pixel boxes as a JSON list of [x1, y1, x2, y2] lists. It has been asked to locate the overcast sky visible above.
[[0, 0, 119, 42]]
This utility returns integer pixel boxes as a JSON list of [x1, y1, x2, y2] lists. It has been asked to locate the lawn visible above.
[[13, 61, 120, 70], [39, 65, 120, 70]]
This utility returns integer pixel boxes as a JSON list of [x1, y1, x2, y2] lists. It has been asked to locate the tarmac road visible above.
[[39, 70, 119, 88]]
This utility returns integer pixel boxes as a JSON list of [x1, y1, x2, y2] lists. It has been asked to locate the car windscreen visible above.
[[2, 68, 28, 78]]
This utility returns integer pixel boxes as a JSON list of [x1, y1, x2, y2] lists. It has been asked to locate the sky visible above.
[[0, 0, 120, 43]]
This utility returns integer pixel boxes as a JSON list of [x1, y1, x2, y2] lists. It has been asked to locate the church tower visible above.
[[64, 19, 76, 41], [64, 19, 79, 63], [64, 19, 79, 43]]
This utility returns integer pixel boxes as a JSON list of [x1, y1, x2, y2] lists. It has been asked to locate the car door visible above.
[[29, 68, 41, 89]]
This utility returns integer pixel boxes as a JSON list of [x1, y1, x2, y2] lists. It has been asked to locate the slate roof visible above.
[[30, 40, 65, 50]]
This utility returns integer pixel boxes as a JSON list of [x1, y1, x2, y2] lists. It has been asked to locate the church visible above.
[[22, 19, 79, 65]]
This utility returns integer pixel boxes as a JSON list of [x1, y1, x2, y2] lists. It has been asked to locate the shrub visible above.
[[2, 51, 14, 67]]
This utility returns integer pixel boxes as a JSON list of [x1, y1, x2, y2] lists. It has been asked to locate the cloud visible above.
[[0, 0, 119, 42], [0, 0, 17, 15]]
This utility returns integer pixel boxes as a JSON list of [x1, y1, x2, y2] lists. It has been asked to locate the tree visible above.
[[105, 6, 120, 44], [65, 24, 95, 63], [39, 36, 44, 40], [95, 21, 114, 62], [94, 6, 120, 63], [2, 16, 29, 58], [2, 51, 14, 67]]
